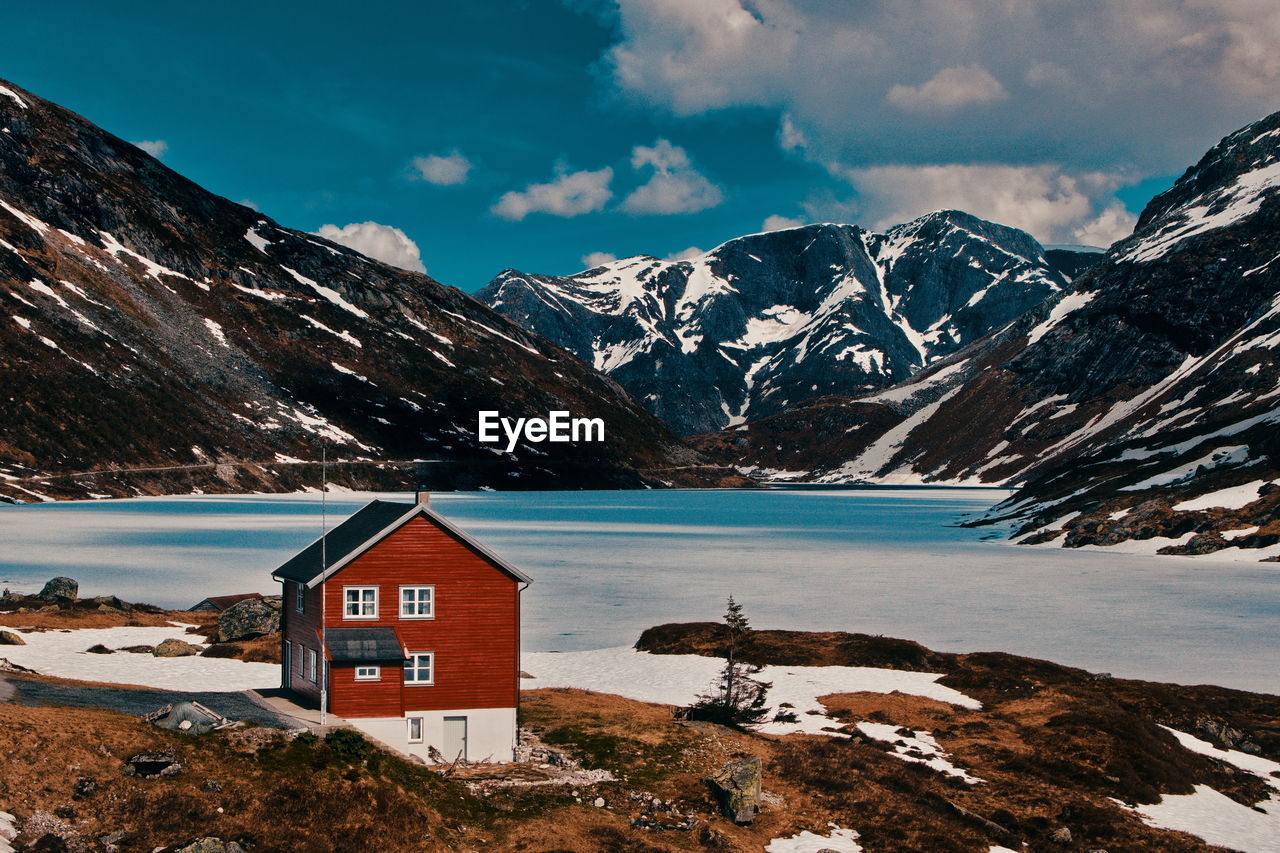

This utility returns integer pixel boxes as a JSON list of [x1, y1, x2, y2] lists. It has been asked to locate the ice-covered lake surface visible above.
[[1, 488, 1276, 693]]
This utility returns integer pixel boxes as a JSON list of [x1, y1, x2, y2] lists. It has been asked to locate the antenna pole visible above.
[[320, 442, 328, 727]]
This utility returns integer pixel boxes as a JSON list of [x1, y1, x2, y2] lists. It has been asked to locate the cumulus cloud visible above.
[[886, 65, 1007, 113], [664, 246, 705, 261], [622, 139, 723, 214], [601, 0, 1280, 172], [411, 150, 471, 186], [133, 140, 168, 159], [492, 167, 614, 220], [814, 163, 1137, 247], [762, 214, 805, 232], [779, 114, 808, 151], [581, 251, 618, 268], [315, 221, 427, 273]]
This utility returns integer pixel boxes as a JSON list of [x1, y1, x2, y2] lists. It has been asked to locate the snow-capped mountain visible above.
[[479, 213, 1078, 434], [0, 78, 700, 501], [695, 109, 1280, 556]]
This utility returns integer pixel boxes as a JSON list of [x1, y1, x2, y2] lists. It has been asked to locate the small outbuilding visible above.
[[189, 593, 263, 613]]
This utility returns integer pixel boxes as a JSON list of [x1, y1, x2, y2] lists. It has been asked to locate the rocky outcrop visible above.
[[0, 77, 695, 501], [153, 639, 200, 658], [0, 630, 24, 646], [217, 595, 281, 642], [480, 213, 1068, 434], [37, 577, 78, 601], [704, 758, 762, 824]]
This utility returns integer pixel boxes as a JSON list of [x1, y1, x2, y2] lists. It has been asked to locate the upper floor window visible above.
[[400, 586, 434, 619], [404, 652, 434, 685], [343, 586, 378, 619], [295, 583, 306, 613], [354, 665, 380, 681]]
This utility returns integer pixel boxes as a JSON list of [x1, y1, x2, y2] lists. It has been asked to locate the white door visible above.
[[442, 716, 467, 762]]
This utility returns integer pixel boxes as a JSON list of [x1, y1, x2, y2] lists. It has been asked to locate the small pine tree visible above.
[[687, 596, 771, 727]]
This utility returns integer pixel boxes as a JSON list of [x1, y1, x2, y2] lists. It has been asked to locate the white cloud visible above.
[[492, 167, 614, 220], [411, 150, 472, 186], [816, 163, 1137, 246], [886, 65, 1007, 113], [581, 251, 618, 268], [664, 246, 704, 261], [133, 140, 168, 159], [622, 139, 723, 215], [762, 214, 805, 232], [315, 221, 427, 273], [601, 0, 1280, 173]]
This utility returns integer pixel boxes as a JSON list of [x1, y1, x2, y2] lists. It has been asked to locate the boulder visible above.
[[123, 752, 181, 778], [37, 577, 78, 601], [704, 758, 762, 824], [153, 638, 200, 657], [119, 645, 155, 654], [217, 595, 281, 642], [0, 630, 25, 645], [85, 644, 114, 654]]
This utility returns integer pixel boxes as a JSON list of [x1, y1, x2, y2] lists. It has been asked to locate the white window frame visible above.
[[404, 651, 434, 686], [407, 716, 424, 743], [399, 585, 435, 620], [342, 585, 378, 620], [295, 583, 305, 613], [354, 665, 381, 681], [306, 648, 318, 683], [296, 642, 305, 676]]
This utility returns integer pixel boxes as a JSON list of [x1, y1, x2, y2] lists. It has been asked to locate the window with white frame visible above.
[[399, 585, 434, 619], [343, 586, 378, 619], [404, 652, 434, 685], [354, 665, 380, 681], [296, 643, 304, 676], [407, 717, 424, 743], [306, 648, 318, 683], [295, 583, 305, 613]]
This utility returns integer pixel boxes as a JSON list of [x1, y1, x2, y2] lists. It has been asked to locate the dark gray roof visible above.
[[325, 627, 405, 663], [272, 500, 412, 584], [270, 498, 533, 586]]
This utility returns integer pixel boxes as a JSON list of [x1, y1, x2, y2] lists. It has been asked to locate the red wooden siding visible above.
[[330, 663, 402, 718], [281, 580, 323, 703], [281, 513, 520, 718]]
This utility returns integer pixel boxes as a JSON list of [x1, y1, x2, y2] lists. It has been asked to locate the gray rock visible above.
[[123, 752, 181, 778], [37, 577, 78, 601], [0, 629, 25, 645], [172, 838, 246, 853], [704, 757, 762, 824], [153, 638, 200, 657], [1049, 826, 1073, 844], [217, 595, 281, 642], [85, 644, 114, 654]]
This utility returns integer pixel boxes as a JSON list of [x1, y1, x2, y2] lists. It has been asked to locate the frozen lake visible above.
[[1, 489, 1276, 693]]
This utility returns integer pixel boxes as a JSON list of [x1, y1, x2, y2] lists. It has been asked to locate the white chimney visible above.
[[415, 490, 431, 506]]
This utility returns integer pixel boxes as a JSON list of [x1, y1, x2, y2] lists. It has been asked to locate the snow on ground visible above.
[[1113, 727, 1280, 853], [520, 647, 980, 736], [1173, 480, 1267, 511], [1128, 785, 1280, 853], [855, 721, 983, 783], [764, 827, 863, 853], [0, 625, 278, 692]]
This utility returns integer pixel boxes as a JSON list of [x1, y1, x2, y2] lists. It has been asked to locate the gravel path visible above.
[[0, 673, 290, 727]]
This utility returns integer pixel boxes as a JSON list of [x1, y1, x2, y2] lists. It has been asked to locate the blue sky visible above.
[[7, 1, 1278, 291]]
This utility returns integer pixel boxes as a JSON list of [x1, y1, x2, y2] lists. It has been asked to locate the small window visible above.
[[354, 665, 380, 681], [400, 586, 434, 619], [407, 717, 424, 743], [296, 643, 305, 676], [404, 652, 434, 685], [295, 583, 305, 613], [306, 648, 318, 683], [343, 586, 378, 619]]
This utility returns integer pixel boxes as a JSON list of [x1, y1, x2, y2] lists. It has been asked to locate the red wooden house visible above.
[[272, 492, 530, 763]]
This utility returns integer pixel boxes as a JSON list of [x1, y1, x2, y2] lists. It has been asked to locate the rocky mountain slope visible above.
[[0, 78, 706, 501], [694, 110, 1280, 557], [479, 214, 1077, 434]]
